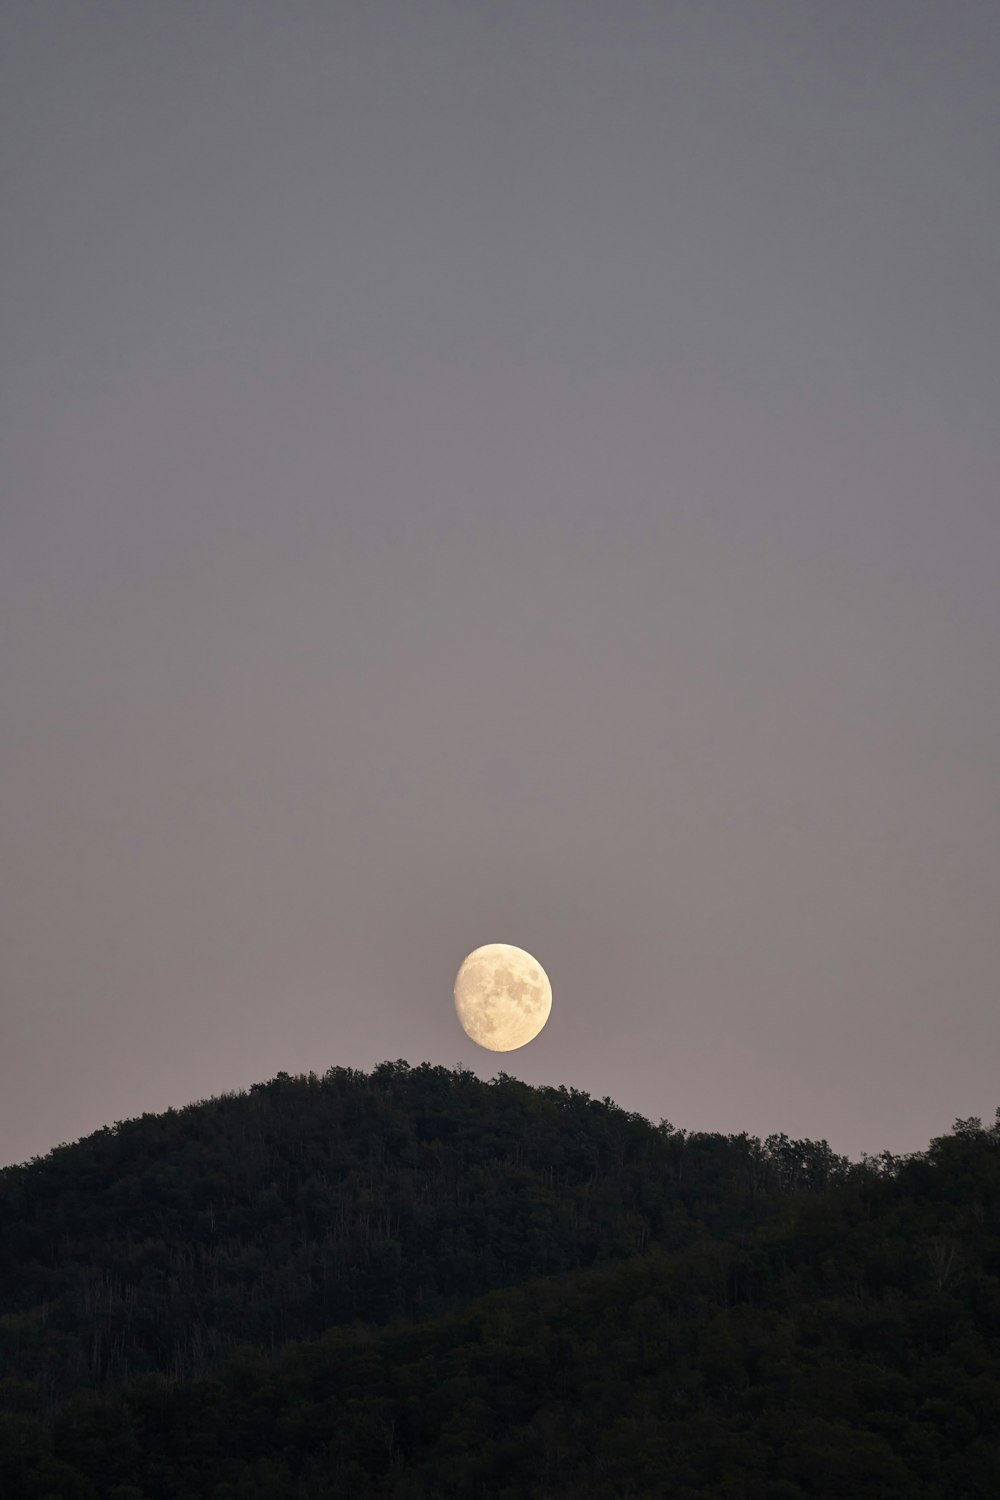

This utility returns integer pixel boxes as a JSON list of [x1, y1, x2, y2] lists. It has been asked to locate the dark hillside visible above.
[[0, 1064, 841, 1407], [5, 1120, 1000, 1498], [1, 1069, 998, 1498]]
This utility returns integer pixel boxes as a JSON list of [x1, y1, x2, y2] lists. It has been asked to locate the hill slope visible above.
[[1, 1067, 998, 1497], [0, 1063, 843, 1401]]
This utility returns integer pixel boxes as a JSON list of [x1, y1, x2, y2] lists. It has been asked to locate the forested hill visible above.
[[1, 1065, 999, 1499], [0, 1063, 848, 1399]]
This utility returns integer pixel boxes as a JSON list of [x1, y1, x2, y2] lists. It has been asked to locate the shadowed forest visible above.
[[1, 1063, 998, 1498]]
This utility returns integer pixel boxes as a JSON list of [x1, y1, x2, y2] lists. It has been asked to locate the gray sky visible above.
[[3, 0, 998, 1165]]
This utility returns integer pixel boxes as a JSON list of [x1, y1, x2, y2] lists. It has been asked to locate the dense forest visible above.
[[1, 1063, 998, 1498]]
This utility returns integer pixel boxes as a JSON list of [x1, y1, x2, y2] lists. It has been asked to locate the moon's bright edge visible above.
[[454, 943, 552, 1052]]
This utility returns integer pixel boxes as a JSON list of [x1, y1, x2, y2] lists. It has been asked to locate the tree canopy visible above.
[[1, 1065, 998, 1497]]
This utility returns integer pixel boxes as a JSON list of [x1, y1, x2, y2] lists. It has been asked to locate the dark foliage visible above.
[[1, 1065, 998, 1497]]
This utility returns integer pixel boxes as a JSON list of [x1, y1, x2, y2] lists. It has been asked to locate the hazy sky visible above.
[[3, 1, 998, 1165]]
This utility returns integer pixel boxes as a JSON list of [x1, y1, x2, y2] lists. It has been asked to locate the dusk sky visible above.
[[3, 0, 998, 1166]]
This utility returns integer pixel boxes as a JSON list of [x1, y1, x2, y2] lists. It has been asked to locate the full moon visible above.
[[454, 943, 552, 1052]]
